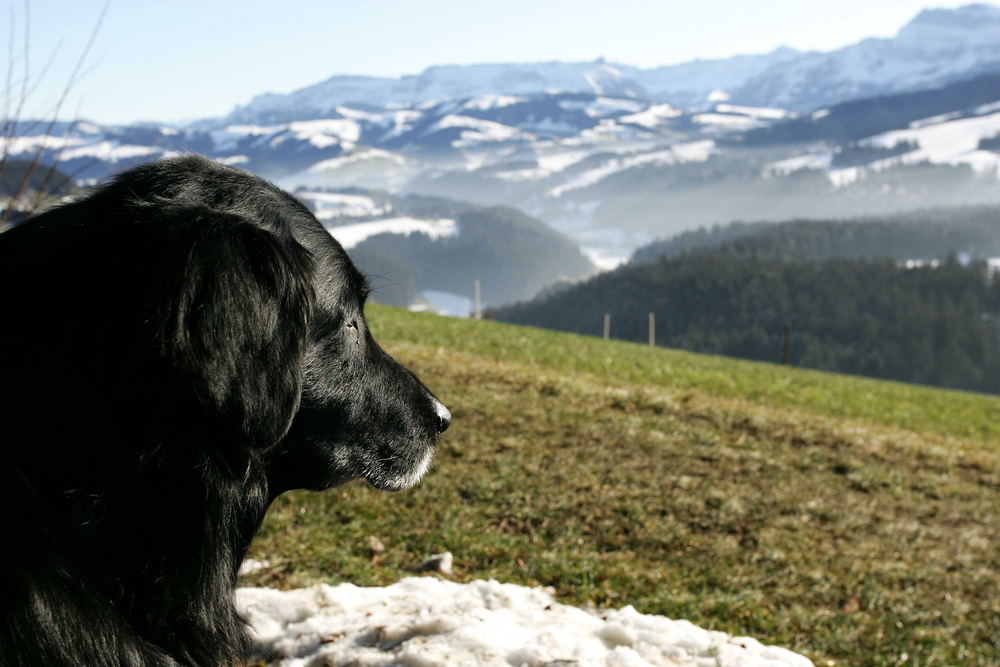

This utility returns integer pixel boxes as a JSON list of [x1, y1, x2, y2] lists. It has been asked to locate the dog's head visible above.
[[1, 155, 448, 496], [263, 181, 453, 494]]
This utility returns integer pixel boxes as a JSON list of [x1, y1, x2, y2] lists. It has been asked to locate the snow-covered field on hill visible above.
[[325, 217, 457, 249], [296, 192, 390, 219], [236, 577, 813, 667]]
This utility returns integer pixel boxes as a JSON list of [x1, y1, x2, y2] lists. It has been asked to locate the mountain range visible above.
[[227, 4, 1000, 121], [5, 3, 1000, 306]]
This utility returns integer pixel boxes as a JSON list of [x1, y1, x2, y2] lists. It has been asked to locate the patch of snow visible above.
[[707, 90, 731, 102], [767, 153, 833, 175], [236, 578, 813, 667], [618, 103, 683, 128], [307, 148, 407, 172], [671, 139, 714, 162], [521, 117, 581, 135], [238, 559, 271, 576], [908, 111, 963, 130], [828, 166, 864, 187], [325, 217, 457, 249], [493, 167, 552, 182], [558, 98, 645, 117], [537, 149, 591, 173], [288, 118, 361, 147], [3, 135, 85, 154], [462, 94, 528, 111], [296, 192, 390, 219], [973, 100, 1000, 116], [550, 141, 713, 197], [715, 104, 794, 120], [863, 110, 1000, 175], [210, 124, 275, 151], [375, 109, 424, 141], [691, 113, 766, 130], [425, 114, 530, 146], [335, 106, 376, 120], [60, 142, 159, 162]]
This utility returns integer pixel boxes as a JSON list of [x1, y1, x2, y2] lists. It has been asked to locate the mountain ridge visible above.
[[226, 4, 1000, 123]]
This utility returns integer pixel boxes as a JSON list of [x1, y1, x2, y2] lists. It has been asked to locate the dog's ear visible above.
[[128, 207, 315, 461]]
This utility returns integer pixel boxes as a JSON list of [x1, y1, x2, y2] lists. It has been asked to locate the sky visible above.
[[3, 0, 993, 125]]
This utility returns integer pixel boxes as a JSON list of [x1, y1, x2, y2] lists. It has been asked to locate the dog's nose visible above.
[[432, 398, 452, 433]]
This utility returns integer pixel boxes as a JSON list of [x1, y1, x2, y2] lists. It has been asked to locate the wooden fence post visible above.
[[648, 312, 655, 346], [603, 313, 610, 339], [782, 324, 790, 364], [474, 279, 481, 320]]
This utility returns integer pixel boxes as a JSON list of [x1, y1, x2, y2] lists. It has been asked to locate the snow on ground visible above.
[[238, 559, 271, 576], [618, 104, 683, 128], [60, 141, 162, 162], [210, 124, 275, 151], [210, 120, 361, 151], [713, 104, 794, 120], [691, 113, 767, 130], [425, 114, 533, 147], [558, 97, 647, 118], [489, 148, 593, 182], [766, 152, 833, 175], [550, 141, 714, 197], [2, 134, 85, 154], [307, 148, 408, 172], [287, 119, 362, 147], [860, 110, 1000, 175], [3, 134, 164, 163], [536, 149, 591, 173], [325, 217, 457, 249], [296, 191, 390, 219], [462, 95, 528, 111], [763, 109, 1000, 186], [236, 577, 813, 667], [372, 110, 425, 142]]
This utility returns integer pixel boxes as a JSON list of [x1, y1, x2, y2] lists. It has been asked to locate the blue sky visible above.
[[4, 0, 990, 124]]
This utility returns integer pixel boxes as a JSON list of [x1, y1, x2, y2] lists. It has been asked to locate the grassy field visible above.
[[244, 304, 1000, 666]]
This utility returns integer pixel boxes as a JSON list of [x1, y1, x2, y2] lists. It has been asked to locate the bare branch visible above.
[[2, 0, 111, 221]]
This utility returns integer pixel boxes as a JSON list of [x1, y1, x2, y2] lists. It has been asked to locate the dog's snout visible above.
[[431, 398, 451, 433]]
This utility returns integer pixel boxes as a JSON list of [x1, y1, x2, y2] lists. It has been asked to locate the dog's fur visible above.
[[0, 155, 450, 666]]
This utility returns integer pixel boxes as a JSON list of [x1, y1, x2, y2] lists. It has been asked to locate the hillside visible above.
[[241, 305, 1000, 666], [630, 206, 1000, 263], [294, 188, 596, 310], [493, 254, 1000, 394], [737, 72, 1000, 146]]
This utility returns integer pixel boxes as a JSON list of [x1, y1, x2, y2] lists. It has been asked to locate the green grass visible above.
[[244, 304, 1000, 666]]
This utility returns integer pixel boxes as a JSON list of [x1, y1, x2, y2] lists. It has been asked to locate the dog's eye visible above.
[[346, 320, 356, 329]]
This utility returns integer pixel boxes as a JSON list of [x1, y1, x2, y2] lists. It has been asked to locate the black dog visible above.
[[0, 155, 450, 666]]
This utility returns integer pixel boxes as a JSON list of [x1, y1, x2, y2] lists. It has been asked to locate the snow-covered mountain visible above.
[[227, 61, 652, 125], [8, 4, 1000, 273], [732, 4, 1000, 111], [5, 91, 772, 186], [225, 4, 1000, 124]]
